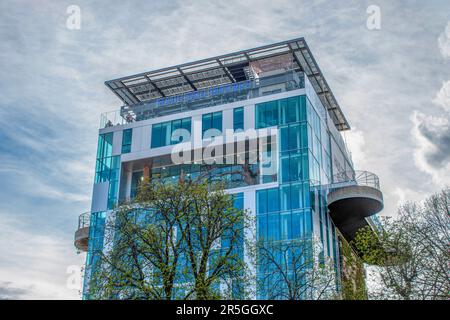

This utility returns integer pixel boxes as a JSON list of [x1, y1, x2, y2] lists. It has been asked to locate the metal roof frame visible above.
[[105, 37, 350, 130]]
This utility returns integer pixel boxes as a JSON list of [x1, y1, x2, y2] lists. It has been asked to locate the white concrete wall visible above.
[[243, 189, 257, 299], [91, 182, 109, 213], [100, 89, 305, 135], [130, 126, 142, 153], [112, 130, 123, 156], [223, 108, 233, 132], [244, 104, 255, 130]]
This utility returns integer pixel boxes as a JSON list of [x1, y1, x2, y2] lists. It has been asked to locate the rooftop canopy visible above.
[[105, 37, 350, 131]]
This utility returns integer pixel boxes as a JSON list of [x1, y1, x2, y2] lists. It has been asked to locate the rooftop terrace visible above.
[[104, 37, 350, 131]]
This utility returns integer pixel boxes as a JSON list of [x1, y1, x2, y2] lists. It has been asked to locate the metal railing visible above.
[[100, 71, 305, 128], [78, 211, 91, 229], [332, 170, 380, 190]]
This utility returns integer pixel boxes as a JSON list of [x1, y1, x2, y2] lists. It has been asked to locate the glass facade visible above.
[[95, 132, 120, 209], [202, 111, 222, 138], [256, 96, 306, 129], [151, 117, 191, 148], [221, 193, 245, 299], [86, 133, 121, 299], [256, 187, 312, 241], [255, 94, 339, 298], [121, 128, 132, 154], [233, 107, 244, 132], [129, 155, 265, 200], [86, 91, 345, 300]]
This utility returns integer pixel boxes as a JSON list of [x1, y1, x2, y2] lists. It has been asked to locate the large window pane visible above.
[[299, 95, 307, 122], [152, 117, 191, 148], [212, 112, 222, 132], [280, 212, 291, 240], [258, 215, 267, 240], [305, 209, 312, 236], [301, 123, 308, 149], [267, 188, 279, 213], [151, 124, 162, 148], [256, 189, 268, 214], [290, 183, 303, 209], [286, 96, 299, 123], [281, 156, 290, 183], [256, 103, 266, 128], [181, 117, 191, 133], [202, 113, 212, 137], [288, 124, 301, 151], [279, 99, 288, 125], [233, 107, 244, 131], [121, 129, 132, 153], [203, 112, 222, 138], [280, 185, 291, 211], [289, 153, 302, 182], [291, 210, 302, 238], [265, 101, 278, 127], [268, 213, 280, 240], [280, 126, 289, 152], [171, 119, 182, 144], [161, 122, 171, 146]]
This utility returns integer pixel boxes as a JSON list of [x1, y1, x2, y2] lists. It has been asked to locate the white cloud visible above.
[[343, 128, 366, 169], [411, 110, 450, 186], [393, 186, 427, 207], [438, 21, 450, 58], [433, 80, 450, 112], [0, 0, 450, 298], [0, 214, 84, 299]]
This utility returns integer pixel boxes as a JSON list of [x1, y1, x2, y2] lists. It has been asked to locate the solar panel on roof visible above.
[[104, 37, 350, 130]]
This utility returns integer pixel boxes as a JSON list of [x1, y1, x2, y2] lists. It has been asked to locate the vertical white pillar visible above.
[[223, 108, 233, 132], [243, 189, 257, 300], [244, 104, 255, 131], [125, 164, 133, 202]]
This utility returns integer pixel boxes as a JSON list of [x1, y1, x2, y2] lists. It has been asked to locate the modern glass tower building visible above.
[[74, 38, 384, 300]]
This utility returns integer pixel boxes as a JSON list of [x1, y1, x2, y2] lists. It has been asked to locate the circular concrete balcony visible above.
[[74, 212, 90, 252], [328, 171, 383, 242]]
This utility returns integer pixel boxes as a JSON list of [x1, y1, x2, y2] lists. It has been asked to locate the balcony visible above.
[[100, 71, 305, 128], [327, 171, 383, 243], [74, 212, 90, 252]]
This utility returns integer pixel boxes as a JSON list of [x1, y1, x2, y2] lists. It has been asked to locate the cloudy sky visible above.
[[0, 0, 449, 299]]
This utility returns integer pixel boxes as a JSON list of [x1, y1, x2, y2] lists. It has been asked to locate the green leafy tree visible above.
[[339, 237, 367, 300], [352, 188, 450, 300], [255, 237, 337, 300], [89, 177, 252, 300]]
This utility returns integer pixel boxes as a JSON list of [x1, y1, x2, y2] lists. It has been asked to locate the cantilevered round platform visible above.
[[74, 212, 91, 252], [74, 226, 90, 252], [328, 183, 383, 242]]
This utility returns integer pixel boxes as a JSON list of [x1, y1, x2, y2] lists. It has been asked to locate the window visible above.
[[290, 183, 303, 209], [202, 111, 222, 138], [95, 132, 119, 209], [256, 184, 313, 243], [121, 129, 132, 154], [267, 188, 280, 213], [280, 185, 291, 211], [292, 210, 304, 239], [233, 107, 244, 132], [280, 151, 308, 183], [280, 123, 307, 152], [151, 117, 191, 148], [130, 171, 144, 199], [280, 212, 292, 240], [256, 95, 306, 129], [256, 189, 268, 214], [267, 213, 280, 240], [281, 97, 300, 124], [258, 215, 267, 240], [304, 209, 313, 236]]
